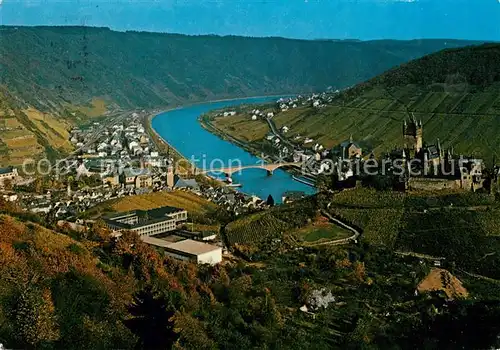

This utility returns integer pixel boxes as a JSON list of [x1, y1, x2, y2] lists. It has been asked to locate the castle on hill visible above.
[[397, 115, 484, 191], [403, 116, 447, 170]]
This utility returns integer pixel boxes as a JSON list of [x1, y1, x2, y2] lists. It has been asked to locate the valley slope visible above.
[[217, 44, 500, 159], [0, 26, 478, 163]]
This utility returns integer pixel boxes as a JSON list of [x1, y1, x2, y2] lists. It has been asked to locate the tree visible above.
[[125, 286, 179, 349], [2, 178, 13, 191], [266, 195, 275, 207], [10, 288, 60, 347]]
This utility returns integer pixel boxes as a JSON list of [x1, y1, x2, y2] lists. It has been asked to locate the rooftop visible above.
[[165, 239, 221, 256], [140, 236, 174, 248], [174, 177, 200, 189], [0, 167, 15, 175], [104, 206, 187, 229]]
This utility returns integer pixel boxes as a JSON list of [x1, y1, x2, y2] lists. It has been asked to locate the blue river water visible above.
[[151, 96, 316, 202]]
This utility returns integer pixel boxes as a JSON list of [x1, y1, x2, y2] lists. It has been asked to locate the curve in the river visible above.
[[151, 96, 316, 202]]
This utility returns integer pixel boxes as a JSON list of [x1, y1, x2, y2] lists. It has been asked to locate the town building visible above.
[[341, 136, 362, 159], [120, 168, 153, 189], [0, 166, 18, 188], [104, 206, 188, 237], [162, 239, 222, 265], [403, 116, 423, 157], [173, 176, 200, 191], [139, 237, 222, 265], [331, 136, 362, 160]]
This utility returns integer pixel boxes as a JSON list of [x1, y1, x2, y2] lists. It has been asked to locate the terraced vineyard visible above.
[[272, 84, 500, 157], [327, 188, 499, 248], [328, 207, 404, 248], [225, 211, 290, 245], [219, 44, 500, 159], [226, 199, 318, 246]]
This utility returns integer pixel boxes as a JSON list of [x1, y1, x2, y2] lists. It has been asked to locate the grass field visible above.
[[292, 217, 352, 245], [69, 98, 108, 118], [211, 113, 270, 143], [111, 190, 217, 215]]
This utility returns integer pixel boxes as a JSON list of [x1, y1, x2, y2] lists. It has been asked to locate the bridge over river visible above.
[[197, 162, 304, 176]]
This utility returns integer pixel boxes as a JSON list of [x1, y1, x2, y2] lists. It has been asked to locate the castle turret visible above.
[[403, 118, 423, 156]]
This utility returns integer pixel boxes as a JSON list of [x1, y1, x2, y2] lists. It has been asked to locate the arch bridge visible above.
[[198, 162, 303, 176]]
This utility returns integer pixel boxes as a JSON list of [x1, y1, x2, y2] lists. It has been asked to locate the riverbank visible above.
[[199, 111, 318, 187], [198, 114, 265, 160], [149, 95, 316, 201], [147, 94, 291, 165], [200, 115, 315, 185]]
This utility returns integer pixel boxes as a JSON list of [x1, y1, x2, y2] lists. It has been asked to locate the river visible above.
[[151, 96, 316, 202]]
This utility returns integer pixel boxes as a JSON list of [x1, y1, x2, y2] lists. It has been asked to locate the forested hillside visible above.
[[265, 44, 500, 158], [0, 26, 477, 163], [0, 26, 477, 111], [1, 194, 500, 349]]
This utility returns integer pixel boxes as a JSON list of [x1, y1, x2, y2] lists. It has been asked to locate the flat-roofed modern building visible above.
[[140, 237, 222, 265], [0, 167, 18, 187], [163, 239, 222, 265], [104, 206, 188, 237]]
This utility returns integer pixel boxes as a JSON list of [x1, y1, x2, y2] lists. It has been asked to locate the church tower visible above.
[[403, 115, 423, 157]]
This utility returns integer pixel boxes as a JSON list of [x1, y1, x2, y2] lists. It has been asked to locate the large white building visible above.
[[0, 167, 18, 187], [106, 206, 222, 265], [141, 237, 222, 265], [104, 206, 188, 237]]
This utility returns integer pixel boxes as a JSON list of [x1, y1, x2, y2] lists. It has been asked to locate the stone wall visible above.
[[408, 177, 462, 191]]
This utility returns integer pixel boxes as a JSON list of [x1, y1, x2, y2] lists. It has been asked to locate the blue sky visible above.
[[0, 0, 498, 41]]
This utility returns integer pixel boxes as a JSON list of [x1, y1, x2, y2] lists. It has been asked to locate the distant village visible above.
[[0, 112, 277, 220], [1, 89, 500, 266], [215, 90, 500, 193]]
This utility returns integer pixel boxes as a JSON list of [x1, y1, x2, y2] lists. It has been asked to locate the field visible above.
[[0, 116, 45, 166], [417, 268, 469, 299], [68, 98, 108, 118], [226, 199, 318, 247], [211, 113, 270, 142], [22, 108, 73, 152], [81, 190, 219, 223], [323, 187, 500, 278], [111, 190, 217, 215], [291, 216, 352, 245], [225, 211, 290, 246], [0, 94, 75, 165]]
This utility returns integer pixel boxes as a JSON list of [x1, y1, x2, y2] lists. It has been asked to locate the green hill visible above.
[[0, 26, 478, 163], [268, 43, 500, 158], [0, 26, 477, 112], [1, 189, 500, 348]]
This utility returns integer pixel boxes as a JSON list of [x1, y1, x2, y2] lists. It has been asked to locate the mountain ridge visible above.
[[0, 25, 481, 164], [257, 43, 500, 159]]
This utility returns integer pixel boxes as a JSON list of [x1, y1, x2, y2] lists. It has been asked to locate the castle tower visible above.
[[403, 117, 423, 156], [166, 165, 175, 188]]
